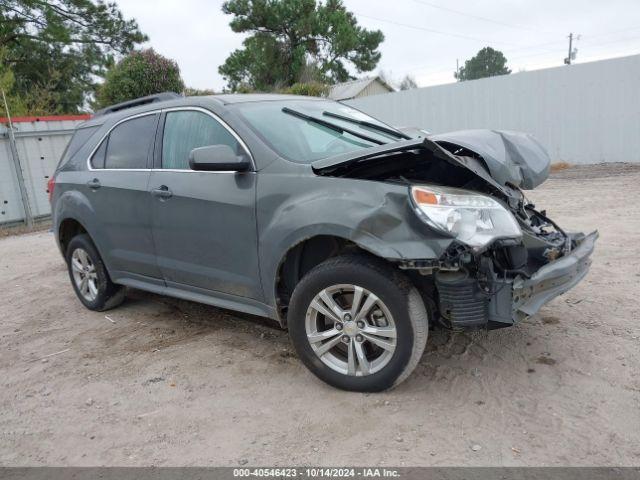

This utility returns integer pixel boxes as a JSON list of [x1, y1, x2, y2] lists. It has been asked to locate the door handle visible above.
[[86, 178, 101, 190], [151, 185, 173, 199]]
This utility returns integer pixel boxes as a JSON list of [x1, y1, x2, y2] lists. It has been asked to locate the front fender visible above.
[[257, 166, 452, 308]]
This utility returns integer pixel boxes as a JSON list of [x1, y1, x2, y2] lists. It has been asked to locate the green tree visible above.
[[95, 49, 185, 108], [0, 0, 147, 113], [455, 47, 511, 82], [219, 0, 384, 92], [0, 47, 54, 116], [0, 47, 25, 116]]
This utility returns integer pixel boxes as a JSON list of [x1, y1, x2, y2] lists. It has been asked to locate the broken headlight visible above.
[[410, 185, 522, 249]]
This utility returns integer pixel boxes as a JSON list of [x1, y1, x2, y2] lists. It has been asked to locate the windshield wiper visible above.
[[322, 111, 411, 140], [282, 107, 385, 145]]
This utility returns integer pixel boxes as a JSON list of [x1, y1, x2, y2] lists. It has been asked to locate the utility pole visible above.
[[564, 33, 579, 65], [456, 58, 459, 80], [1, 89, 33, 226]]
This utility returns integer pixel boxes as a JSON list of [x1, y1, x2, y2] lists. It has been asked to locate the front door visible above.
[[149, 108, 262, 300]]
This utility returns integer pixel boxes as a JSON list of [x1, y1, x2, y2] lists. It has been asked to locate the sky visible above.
[[113, 0, 640, 91]]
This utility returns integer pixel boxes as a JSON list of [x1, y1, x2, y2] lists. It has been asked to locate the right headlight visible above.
[[410, 185, 522, 249]]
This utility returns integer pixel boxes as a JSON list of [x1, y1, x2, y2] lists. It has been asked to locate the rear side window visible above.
[[161, 110, 241, 169], [102, 114, 158, 169], [58, 126, 99, 168]]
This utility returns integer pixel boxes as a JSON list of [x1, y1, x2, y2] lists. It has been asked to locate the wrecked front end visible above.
[[313, 134, 597, 330], [417, 226, 598, 330]]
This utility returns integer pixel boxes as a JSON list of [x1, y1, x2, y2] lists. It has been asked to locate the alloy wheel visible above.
[[305, 284, 397, 376], [71, 248, 99, 302]]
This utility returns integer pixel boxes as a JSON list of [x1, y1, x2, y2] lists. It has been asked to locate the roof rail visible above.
[[93, 92, 182, 117]]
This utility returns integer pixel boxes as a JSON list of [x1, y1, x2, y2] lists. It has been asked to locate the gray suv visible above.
[[50, 92, 597, 391]]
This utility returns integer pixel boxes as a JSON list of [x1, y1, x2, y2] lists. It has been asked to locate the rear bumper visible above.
[[511, 230, 598, 321]]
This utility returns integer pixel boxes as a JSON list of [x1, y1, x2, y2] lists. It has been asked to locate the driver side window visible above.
[[161, 110, 241, 169]]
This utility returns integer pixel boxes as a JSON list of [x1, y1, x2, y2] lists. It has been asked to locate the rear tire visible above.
[[66, 234, 125, 311], [288, 254, 428, 392]]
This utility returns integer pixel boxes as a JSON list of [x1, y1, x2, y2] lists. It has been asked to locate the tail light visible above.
[[47, 176, 56, 203]]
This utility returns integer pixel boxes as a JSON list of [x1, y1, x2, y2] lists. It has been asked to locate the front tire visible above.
[[288, 254, 428, 392], [66, 234, 125, 311]]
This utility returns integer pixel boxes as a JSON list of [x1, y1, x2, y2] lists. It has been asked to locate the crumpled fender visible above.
[[256, 163, 452, 307]]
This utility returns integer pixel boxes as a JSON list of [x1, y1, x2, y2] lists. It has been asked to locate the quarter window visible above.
[[103, 114, 158, 169], [161, 110, 242, 169], [59, 126, 99, 168], [90, 138, 108, 169]]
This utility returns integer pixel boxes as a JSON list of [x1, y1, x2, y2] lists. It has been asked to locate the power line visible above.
[[579, 32, 640, 49], [357, 4, 640, 55], [408, 0, 558, 35], [386, 30, 640, 78], [581, 25, 640, 41], [499, 27, 640, 63], [354, 8, 640, 79], [355, 11, 567, 53], [410, 38, 640, 83], [354, 12, 523, 47], [510, 30, 640, 62], [357, 11, 640, 74]]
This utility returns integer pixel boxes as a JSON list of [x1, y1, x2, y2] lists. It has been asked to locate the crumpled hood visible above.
[[430, 129, 551, 189]]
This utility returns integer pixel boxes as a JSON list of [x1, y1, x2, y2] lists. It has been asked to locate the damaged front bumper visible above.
[[511, 230, 598, 321], [434, 231, 598, 330]]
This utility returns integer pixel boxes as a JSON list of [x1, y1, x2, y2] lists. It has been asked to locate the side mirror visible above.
[[188, 145, 251, 172]]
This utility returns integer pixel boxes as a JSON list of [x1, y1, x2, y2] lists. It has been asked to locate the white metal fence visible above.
[[0, 115, 89, 226], [348, 54, 640, 165]]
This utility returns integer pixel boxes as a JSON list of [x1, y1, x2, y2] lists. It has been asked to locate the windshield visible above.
[[234, 100, 401, 163]]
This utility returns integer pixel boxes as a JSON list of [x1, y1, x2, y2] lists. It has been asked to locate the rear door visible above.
[[149, 108, 262, 300], [85, 113, 162, 281]]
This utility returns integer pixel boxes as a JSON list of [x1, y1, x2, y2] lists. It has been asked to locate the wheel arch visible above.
[[58, 217, 89, 258], [273, 233, 401, 326], [53, 189, 107, 262]]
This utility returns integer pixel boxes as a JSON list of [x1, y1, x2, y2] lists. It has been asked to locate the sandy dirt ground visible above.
[[1, 164, 639, 467]]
